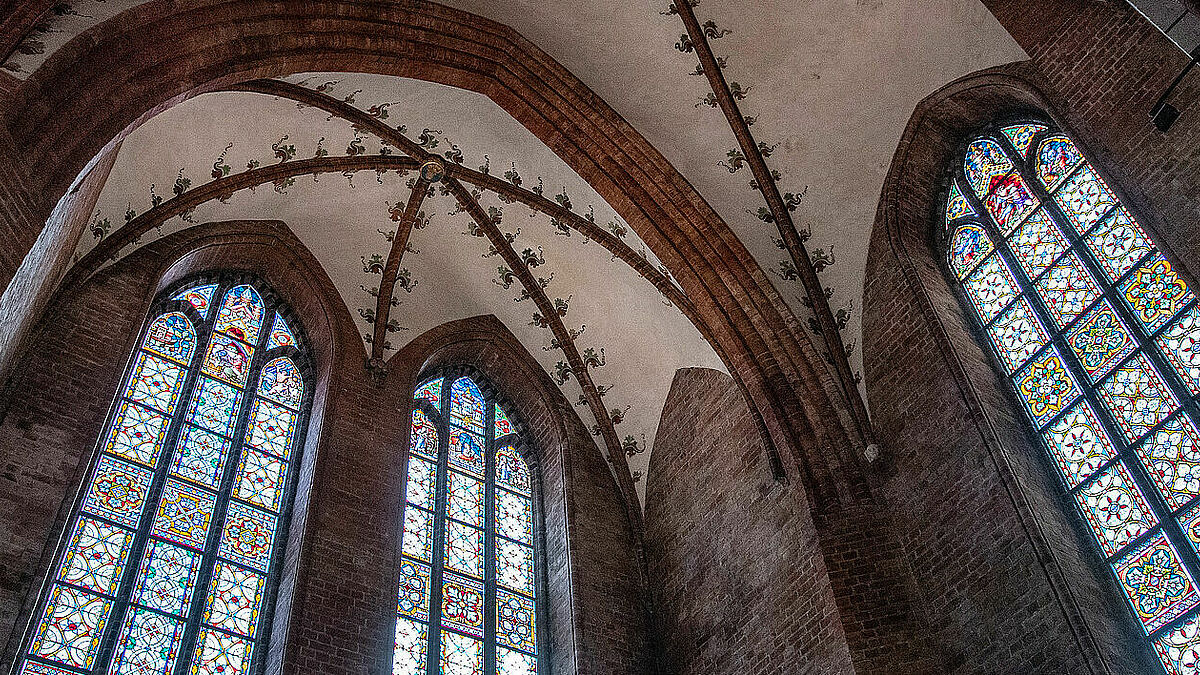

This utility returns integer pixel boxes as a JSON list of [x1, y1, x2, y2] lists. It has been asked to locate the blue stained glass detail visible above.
[[82, 457, 153, 529], [449, 428, 485, 477], [450, 377, 486, 434], [185, 377, 242, 437], [266, 313, 296, 350], [131, 539, 200, 616], [108, 606, 185, 675], [257, 357, 303, 409], [170, 426, 230, 490], [143, 313, 196, 365], [172, 284, 217, 319], [213, 285, 265, 345]]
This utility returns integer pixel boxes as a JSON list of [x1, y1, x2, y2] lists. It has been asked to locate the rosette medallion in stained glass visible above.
[[1066, 301, 1137, 382], [1055, 165, 1119, 235], [986, 298, 1049, 373], [57, 517, 132, 596], [1136, 415, 1200, 509], [963, 254, 1019, 324], [441, 573, 485, 638], [1160, 306, 1200, 395], [83, 457, 153, 529], [1007, 209, 1067, 280], [1114, 532, 1200, 634], [1099, 353, 1179, 443], [1073, 461, 1157, 556], [1154, 613, 1200, 675], [496, 590, 537, 654], [219, 502, 277, 572], [398, 560, 431, 622], [132, 540, 200, 616], [1121, 255, 1194, 334], [1085, 208, 1153, 283], [1013, 346, 1081, 427], [152, 480, 216, 550]]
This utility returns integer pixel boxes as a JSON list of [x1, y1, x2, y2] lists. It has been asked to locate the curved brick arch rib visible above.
[[863, 65, 1156, 672], [7, 0, 866, 508]]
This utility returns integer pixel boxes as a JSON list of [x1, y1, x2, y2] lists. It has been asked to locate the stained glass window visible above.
[[945, 121, 1200, 674], [17, 279, 310, 675], [395, 376, 540, 675]]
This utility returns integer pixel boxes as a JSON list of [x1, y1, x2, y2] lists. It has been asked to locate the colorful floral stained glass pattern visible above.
[[441, 572, 485, 637], [945, 181, 973, 224], [447, 471, 484, 527], [404, 455, 438, 511], [398, 559, 431, 621], [202, 562, 264, 637], [1043, 401, 1118, 488], [82, 457, 153, 529], [106, 402, 170, 467], [185, 377, 242, 437], [246, 399, 296, 459], [170, 425, 229, 489], [444, 520, 484, 578], [143, 313, 196, 364], [1066, 300, 1137, 382], [986, 297, 1050, 373], [172, 284, 217, 319], [449, 428, 486, 477], [233, 448, 287, 512], [126, 353, 186, 414], [964, 138, 1013, 196], [415, 378, 443, 410], [450, 377, 486, 434], [1013, 346, 1081, 427], [393, 620, 428, 675], [258, 357, 303, 409], [402, 507, 433, 562], [497, 648, 537, 675], [963, 254, 1019, 324], [1054, 164, 1119, 235], [131, 540, 200, 616], [151, 480, 216, 550], [18, 661, 79, 675], [266, 313, 296, 350], [202, 332, 252, 387], [56, 517, 132, 596], [1035, 136, 1084, 191], [1113, 532, 1200, 633], [1074, 461, 1157, 556], [985, 173, 1039, 232], [1136, 415, 1200, 510], [440, 630, 483, 675], [1002, 123, 1046, 157], [948, 223, 993, 279], [219, 501, 277, 571], [1154, 612, 1200, 675], [190, 629, 253, 675], [1180, 502, 1200, 555], [213, 285, 265, 344], [411, 410, 439, 459], [496, 539, 534, 597], [496, 490, 533, 545], [107, 606, 185, 675], [1006, 209, 1068, 280], [1034, 253, 1101, 329], [496, 590, 537, 654], [1159, 306, 1200, 395], [1099, 353, 1180, 442], [495, 445, 530, 495], [1085, 207, 1153, 283], [495, 403, 514, 438], [1121, 255, 1195, 334], [30, 585, 111, 668]]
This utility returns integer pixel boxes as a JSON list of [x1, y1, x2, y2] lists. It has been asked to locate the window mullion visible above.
[[485, 402, 496, 675], [426, 405, 451, 675]]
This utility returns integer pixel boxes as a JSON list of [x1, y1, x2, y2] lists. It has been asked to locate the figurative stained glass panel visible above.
[[497, 648, 537, 675], [440, 629, 482, 675], [29, 585, 112, 669], [441, 572, 485, 638], [266, 313, 296, 350], [948, 223, 993, 280], [143, 313, 196, 365], [963, 138, 1013, 196], [202, 562, 265, 637], [495, 445, 530, 495], [1034, 253, 1102, 330], [1084, 207, 1153, 283], [1054, 164, 1119, 235], [258, 357, 303, 409], [1113, 531, 1200, 634], [984, 173, 1039, 233], [1066, 300, 1138, 383], [450, 377, 486, 434], [1073, 461, 1157, 556], [1098, 352, 1180, 442], [402, 507, 434, 562], [449, 428, 486, 477], [82, 456, 153, 529], [495, 490, 533, 545], [172, 284, 217, 320], [404, 456, 438, 511], [1001, 122, 1046, 157], [186, 377, 242, 437], [202, 332, 253, 388], [190, 628, 253, 675], [963, 253, 1020, 324], [415, 378, 443, 411], [1006, 209, 1068, 280], [56, 517, 132, 596], [446, 471, 484, 527], [1154, 613, 1200, 675], [125, 353, 186, 415], [494, 403, 514, 438], [107, 606, 185, 675], [131, 539, 200, 616], [411, 410, 439, 459], [1012, 345, 1082, 427], [170, 425, 230, 489], [151, 480, 216, 550], [1035, 135, 1084, 191], [986, 297, 1050, 373], [496, 539, 534, 597], [105, 403, 170, 467], [213, 284, 265, 345], [219, 501, 277, 572], [1159, 305, 1200, 395], [1121, 255, 1195, 334], [398, 559, 431, 622], [246, 399, 297, 459], [444, 520, 484, 578], [496, 589, 537, 654], [1043, 401, 1118, 488], [233, 448, 287, 512], [393, 619, 428, 675], [945, 181, 974, 224], [1136, 415, 1200, 509]]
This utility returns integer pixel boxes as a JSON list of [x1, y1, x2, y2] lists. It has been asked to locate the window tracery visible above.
[[945, 121, 1200, 673]]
